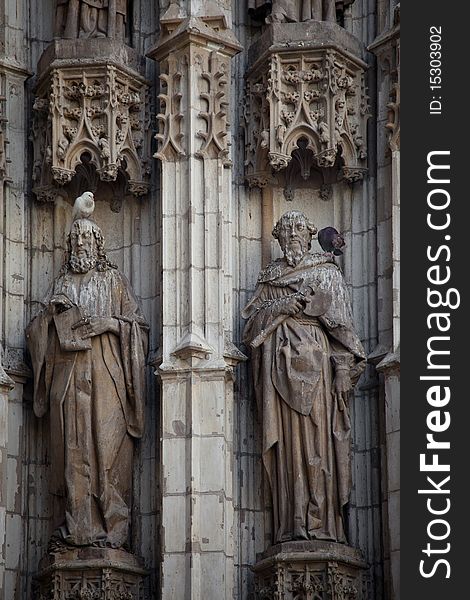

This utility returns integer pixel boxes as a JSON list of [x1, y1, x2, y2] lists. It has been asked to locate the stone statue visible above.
[[248, 0, 355, 23], [55, 0, 127, 39], [26, 192, 148, 550], [242, 211, 366, 543]]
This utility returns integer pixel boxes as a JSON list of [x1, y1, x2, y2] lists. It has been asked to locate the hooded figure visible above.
[[242, 211, 365, 543], [26, 192, 148, 549]]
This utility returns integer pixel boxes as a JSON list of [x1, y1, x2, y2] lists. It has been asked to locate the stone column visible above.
[[148, 4, 243, 599]]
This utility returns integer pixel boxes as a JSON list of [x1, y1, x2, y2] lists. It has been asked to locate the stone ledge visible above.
[[37, 547, 147, 575], [37, 38, 146, 79], [254, 539, 367, 570], [248, 21, 367, 72]]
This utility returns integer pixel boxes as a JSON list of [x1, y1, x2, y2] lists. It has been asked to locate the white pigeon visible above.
[[72, 191, 95, 222]]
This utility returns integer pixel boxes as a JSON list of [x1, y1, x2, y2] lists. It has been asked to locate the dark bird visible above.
[[318, 227, 346, 255]]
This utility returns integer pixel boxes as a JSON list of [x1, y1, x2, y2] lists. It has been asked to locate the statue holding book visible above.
[[26, 192, 148, 550]]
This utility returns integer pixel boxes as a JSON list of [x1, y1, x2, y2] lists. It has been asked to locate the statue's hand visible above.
[[50, 294, 74, 314], [277, 295, 305, 316], [333, 369, 351, 410], [79, 317, 120, 338]]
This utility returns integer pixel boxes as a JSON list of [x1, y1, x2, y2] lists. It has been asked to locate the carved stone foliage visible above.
[[244, 25, 370, 187], [156, 50, 232, 163], [155, 51, 231, 166], [151, 11, 241, 165], [196, 52, 231, 164], [253, 542, 368, 600], [156, 54, 185, 161], [32, 63, 150, 202], [33, 549, 147, 600], [386, 81, 399, 152], [369, 2, 400, 153]]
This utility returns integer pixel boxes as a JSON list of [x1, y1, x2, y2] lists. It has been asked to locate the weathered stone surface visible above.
[[33, 39, 150, 202], [0, 1, 399, 599], [148, 6, 243, 600], [253, 540, 367, 600], [247, 20, 365, 68], [249, 0, 356, 24], [55, 0, 129, 41], [26, 193, 149, 550], [38, 38, 144, 74], [243, 211, 366, 545], [244, 21, 369, 188], [33, 547, 148, 600]]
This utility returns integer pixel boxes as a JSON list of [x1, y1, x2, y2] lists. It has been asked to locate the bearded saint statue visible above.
[[242, 211, 366, 544], [26, 192, 148, 550]]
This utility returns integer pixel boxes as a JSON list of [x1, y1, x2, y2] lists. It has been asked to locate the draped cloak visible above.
[[56, 0, 127, 38], [248, 1, 354, 22], [26, 267, 148, 548], [242, 253, 365, 543]]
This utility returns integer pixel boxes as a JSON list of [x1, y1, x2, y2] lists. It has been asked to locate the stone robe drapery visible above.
[[26, 267, 148, 548], [243, 253, 365, 543], [55, 0, 127, 39], [249, 0, 354, 22]]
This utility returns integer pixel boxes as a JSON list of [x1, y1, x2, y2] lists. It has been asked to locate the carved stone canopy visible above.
[[244, 20, 370, 187], [32, 39, 151, 202], [368, 4, 400, 153]]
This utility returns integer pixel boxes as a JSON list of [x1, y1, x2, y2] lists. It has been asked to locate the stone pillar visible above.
[[148, 3, 243, 598]]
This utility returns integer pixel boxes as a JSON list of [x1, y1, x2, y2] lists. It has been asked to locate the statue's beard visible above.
[[284, 240, 308, 267], [69, 254, 97, 273]]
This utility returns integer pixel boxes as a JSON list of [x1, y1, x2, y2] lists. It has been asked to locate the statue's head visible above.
[[66, 192, 114, 274], [272, 211, 317, 267]]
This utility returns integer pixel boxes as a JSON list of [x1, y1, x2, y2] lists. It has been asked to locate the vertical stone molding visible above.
[[244, 21, 370, 188], [0, 362, 14, 599], [32, 39, 151, 203], [369, 3, 400, 348], [148, 5, 244, 599], [0, 94, 7, 182], [0, 53, 31, 598], [369, 5, 400, 599]]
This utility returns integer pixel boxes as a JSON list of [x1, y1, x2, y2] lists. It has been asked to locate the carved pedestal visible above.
[[253, 541, 368, 600], [33, 548, 148, 600]]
